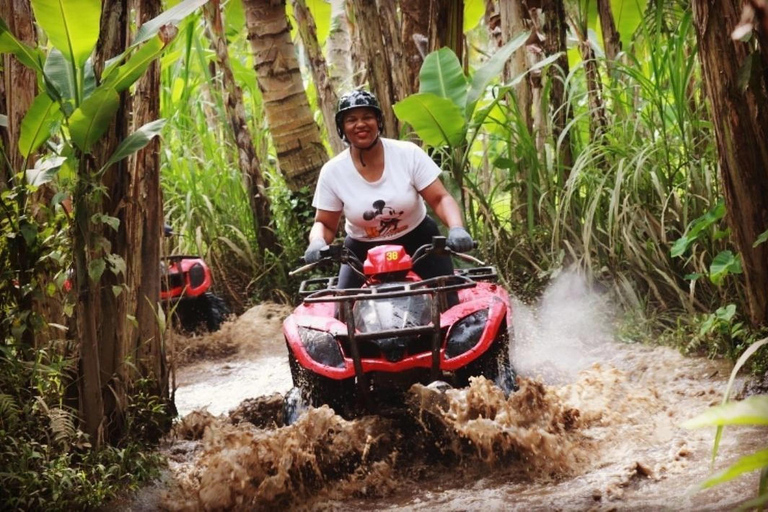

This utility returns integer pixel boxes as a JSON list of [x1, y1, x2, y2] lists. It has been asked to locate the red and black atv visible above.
[[162, 226, 229, 333], [283, 236, 516, 418]]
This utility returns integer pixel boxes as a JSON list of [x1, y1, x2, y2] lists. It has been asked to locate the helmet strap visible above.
[[354, 134, 380, 167]]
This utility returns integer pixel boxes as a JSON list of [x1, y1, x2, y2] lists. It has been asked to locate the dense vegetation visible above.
[[1, 0, 767, 508]]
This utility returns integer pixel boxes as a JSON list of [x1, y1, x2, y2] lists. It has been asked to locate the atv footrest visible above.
[[299, 276, 338, 296], [456, 266, 498, 282]]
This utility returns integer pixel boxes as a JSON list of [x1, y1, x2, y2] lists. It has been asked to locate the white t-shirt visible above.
[[313, 138, 442, 242]]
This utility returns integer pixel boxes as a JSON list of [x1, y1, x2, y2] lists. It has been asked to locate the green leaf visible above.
[[224, 0, 246, 40], [105, 253, 126, 276], [700, 448, 768, 489], [43, 48, 76, 104], [68, 87, 121, 153], [419, 48, 469, 110], [307, 0, 332, 45], [712, 337, 768, 464], [683, 395, 768, 429], [709, 250, 742, 285], [610, 0, 647, 49], [18, 93, 63, 158], [20, 222, 37, 246], [44, 49, 95, 110], [715, 304, 736, 322], [31, 0, 101, 67], [88, 258, 106, 283], [670, 235, 690, 258], [26, 156, 67, 187], [467, 31, 529, 113], [393, 93, 466, 148], [754, 229, 768, 248], [132, 0, 209, 47], [0, 18, 44, 71], [0, 114, 7, 127], [103, 34, 169, 93], [101, 119, 167, 173], [464, 0, 485, 32]]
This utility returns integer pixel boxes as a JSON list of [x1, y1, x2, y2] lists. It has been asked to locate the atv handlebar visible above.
[[288, 236, 485, 277]]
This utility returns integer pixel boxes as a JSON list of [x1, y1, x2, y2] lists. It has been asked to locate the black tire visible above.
[[454, 319, 517, 395], [173, 292, 229, 333], [202, 292, 229, 332], [287, 347, 354, 417]]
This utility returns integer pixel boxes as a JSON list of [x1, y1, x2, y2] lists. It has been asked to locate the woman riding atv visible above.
[[303, 90, 474, 289]]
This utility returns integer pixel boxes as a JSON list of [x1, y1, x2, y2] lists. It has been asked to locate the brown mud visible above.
[[121, 274, 765, 511]]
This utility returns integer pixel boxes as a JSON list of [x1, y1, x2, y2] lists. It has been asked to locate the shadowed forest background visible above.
[[1, 0, 768, 509]]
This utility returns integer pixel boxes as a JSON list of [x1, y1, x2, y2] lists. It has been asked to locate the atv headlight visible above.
[[298, 327, 345, 368], [445, 310, 488, 358]]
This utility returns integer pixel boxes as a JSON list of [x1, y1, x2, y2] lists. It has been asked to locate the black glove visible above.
[[303, 238, 327, 263], [447, 227, 473, 253]]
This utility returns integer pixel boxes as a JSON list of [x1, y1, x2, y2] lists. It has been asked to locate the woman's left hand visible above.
[[447, 227, 473, 252]]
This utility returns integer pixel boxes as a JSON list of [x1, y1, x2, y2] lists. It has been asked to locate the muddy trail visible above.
[[127, 273, 763, 511]]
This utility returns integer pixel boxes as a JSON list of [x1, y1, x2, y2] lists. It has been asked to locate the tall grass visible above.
[[452, 3, 742, 338], [158, 15, 306, 308]]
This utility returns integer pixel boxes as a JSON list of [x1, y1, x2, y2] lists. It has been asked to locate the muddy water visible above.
[[161, 273, 764, 511]]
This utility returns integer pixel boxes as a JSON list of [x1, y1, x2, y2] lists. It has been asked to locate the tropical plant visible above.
[[683, 338, 768, 510]]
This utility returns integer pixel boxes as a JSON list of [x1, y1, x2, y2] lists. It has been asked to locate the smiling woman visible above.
[[303, 90, 475, 290]]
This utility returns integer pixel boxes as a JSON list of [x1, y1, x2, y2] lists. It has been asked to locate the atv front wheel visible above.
[[454, 320, 517, 394], [287, 348, 354, 417]]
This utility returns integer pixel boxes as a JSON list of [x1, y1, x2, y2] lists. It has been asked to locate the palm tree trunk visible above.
[[327, 0, 353, 91], [692, 0, 768, 326], [204, 0, 281, 253], [243, 0, 328, 191], [292, 0, 344, 154]]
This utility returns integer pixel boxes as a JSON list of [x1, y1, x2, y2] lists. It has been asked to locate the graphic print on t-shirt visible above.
[[362, 199, 408, 238]]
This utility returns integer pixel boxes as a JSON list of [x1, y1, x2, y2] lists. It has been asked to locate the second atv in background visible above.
[[162, 225, 229, 333]]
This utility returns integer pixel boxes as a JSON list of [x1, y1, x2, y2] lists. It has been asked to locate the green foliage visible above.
[[683, 338, 768, 507], [0, 345, 166, 510]]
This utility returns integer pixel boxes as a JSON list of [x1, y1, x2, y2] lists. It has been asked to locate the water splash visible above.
[[511, 268, 616, 384]]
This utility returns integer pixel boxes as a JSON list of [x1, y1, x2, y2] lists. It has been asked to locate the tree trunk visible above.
[[484, 0, 503, 49], [327, 0, 353, 91], [541, 0, 573, 174], [205, 0, 282, 253], [428, 0, 464, 65], [127, 0, 166, 397], [401, 0, 431, 92], [77, 0, 131, 445], [500, 0, 532, 133], [377, 0, 411, 100], [348, 0, 399, 137], [579, 39, 607, 140], [692, 0, 768, 326], [243, 0, 328, 191], [345, 0, 367, 88], [292, 0, 344, 154], [596, 0, 621, 62], [0, 0, 37, 176]]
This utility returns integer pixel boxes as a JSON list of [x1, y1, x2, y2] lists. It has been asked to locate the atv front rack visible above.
[[302, 274, 477, 406]]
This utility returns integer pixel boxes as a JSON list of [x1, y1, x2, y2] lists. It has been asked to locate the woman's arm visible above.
[[419, 179, 464, 229], [308, 209, 342, 244]]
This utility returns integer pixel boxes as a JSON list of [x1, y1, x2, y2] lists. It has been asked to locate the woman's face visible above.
[[342, 107, 379, 146]]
